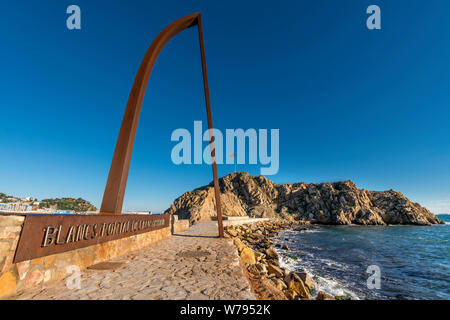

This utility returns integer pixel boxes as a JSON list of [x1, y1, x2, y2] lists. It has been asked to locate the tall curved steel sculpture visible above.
[[99, 13, 224, 238]]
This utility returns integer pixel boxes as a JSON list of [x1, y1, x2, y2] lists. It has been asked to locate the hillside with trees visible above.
[[39, 197, 97, 212], [1, 192, 97, 212], [0, 192, 17, 202]]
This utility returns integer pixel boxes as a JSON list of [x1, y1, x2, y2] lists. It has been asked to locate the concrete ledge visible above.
[[219, 218, 270, 227], [212, 216, 256, 221], [0, 214, 171, 298]]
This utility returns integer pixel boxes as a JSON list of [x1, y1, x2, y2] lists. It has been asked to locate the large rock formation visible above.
[[165, 172, 443, 226]]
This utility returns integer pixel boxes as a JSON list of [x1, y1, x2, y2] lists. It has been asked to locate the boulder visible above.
[[265, 247, 278, 259], [269, 259, 280, 266], [316, 291, 336, 300], [255, 263, 267, 274], [226, 228, 238, 237], [284, 289, 298, 300], [240, 247, 256, 265], [287, 278, 310, 300], [284, 271, 301, 284], [272, 279, 287, 291], [254, 251, 265, 262], [249, 233, 265, 241], [232, 237, 245, 253], [297, 272, 316, 290], [267, 264, 284, 278], [246, 264, 260, 276]]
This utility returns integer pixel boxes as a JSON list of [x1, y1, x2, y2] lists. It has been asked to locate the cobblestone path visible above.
[[7, 222, 256, 300]]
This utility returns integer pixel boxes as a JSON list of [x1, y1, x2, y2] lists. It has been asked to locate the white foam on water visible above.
[[275, 229, 362, 300], [285, 228, 323, 234], [301, 229, 323, 233], [313, 275, 361, 300], [278, 250, 361, 300]]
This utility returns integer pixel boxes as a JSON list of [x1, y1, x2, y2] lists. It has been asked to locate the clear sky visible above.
[[1, 0, 449, 213]]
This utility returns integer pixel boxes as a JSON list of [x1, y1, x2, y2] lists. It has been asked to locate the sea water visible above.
[[276, 214, 450, 300]]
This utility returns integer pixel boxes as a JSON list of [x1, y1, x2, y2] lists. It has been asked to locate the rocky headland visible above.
[[165, 172, 443, 226], [166, 172, 443, 300]]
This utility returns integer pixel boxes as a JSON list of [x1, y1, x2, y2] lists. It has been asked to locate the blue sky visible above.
[[1, 1, 449, 213]]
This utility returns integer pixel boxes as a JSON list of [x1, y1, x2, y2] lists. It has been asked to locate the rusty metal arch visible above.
[[99, 13, 224, 237]]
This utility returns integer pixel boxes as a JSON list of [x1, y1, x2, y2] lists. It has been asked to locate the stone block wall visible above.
[[0, 215, 24, 298], [0, 215, 171, 299], [171, 215, 190, 234]]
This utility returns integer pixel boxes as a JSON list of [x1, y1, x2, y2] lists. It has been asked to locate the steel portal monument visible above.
[[99, 13, 224, 238]]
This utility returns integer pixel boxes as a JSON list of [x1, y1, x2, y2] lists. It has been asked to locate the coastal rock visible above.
[[246, 264, 260, 276], [273, 279, 287, 291], [287, 277, 310, 300], [269, 259, 280, 266], [226, 228, 238, 237], [165, 172, 442, 226], [255, 263, 267, 274], [267, 264, 284, 278], [229, 219, 316, 301], [285, 272, 301, 286], [316, 291, 336, 300], [265, 247, 278, 259], [285, 272, 311, 299], [247, 274, 288, 300], [232, 237, 245, 253], [284, 289, 298, 300], [254, 251, 265, 262], [297, 272, 316, 290], [240, 247, 256, 265]]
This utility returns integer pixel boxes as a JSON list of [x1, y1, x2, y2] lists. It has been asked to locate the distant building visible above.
[[32, 201, 40, 210], [0, 203, 32, 212]]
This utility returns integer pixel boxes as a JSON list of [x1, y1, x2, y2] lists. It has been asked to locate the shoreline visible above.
[[261, 216, 450, 300], [225, 219, 336, 300], [274, 227, 359, 300]]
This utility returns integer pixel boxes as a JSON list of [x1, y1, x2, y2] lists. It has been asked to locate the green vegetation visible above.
[[39, 197, 97, 212], [284, 253, 300, 260], [0, 192, 9, 202], [335, 295, 352, 300], [1, 192, 96, 212], [0, 192, 19, 203]]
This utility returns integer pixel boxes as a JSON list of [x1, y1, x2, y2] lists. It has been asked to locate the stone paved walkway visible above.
[[7, 222, 256, 300]]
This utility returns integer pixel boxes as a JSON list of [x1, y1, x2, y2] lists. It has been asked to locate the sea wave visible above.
[[300, 229, 323, 233], [275, 238, 361, 300], [276, 222, 450, 300]]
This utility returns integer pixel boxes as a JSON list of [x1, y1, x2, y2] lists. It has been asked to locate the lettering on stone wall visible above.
[[13, 214, 170, 263], [41, 218, 166, 247]]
